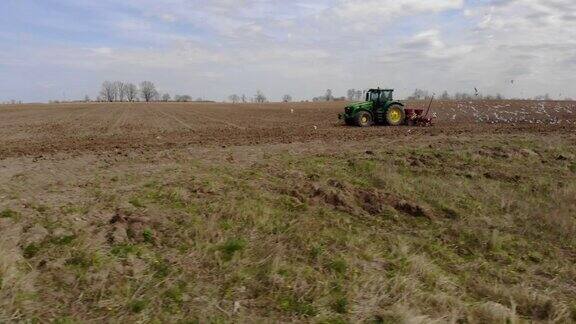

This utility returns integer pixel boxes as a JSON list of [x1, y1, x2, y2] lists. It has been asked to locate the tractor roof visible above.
[[369, 88, 394, 92]]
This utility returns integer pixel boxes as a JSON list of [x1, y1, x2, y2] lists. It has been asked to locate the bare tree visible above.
[[84, 95, 90, 102], [440, 90, 450, 100], [254, 90, 267, 103], [282, 94, 293, 103], [162, 93, 171, 102], [241, 94, 247, 103], [534, 93, 551, 101], [125, 83, 138, 102], [229, 94, 240, 103], [346, 89, 356, 101], [112, 81, 126, 102], [407, 89, 429, 100], [100, 81, 116, 102], [140, 81, 158, 102], [175, 95, 192, 102], [454, 92, 468, 100], [325, 89, 333, 101]]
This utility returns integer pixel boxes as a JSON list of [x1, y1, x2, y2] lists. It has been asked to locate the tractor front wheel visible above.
[[355, 111, 373, 127], [386, 105, 406, 126]]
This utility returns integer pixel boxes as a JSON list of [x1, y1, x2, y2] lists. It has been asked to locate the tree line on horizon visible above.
[[227, 89, 347, 104], [91, 85, 532, 103], [4, 85, 573, 105], [93, 81, 201, 103], [227, 91, 269, 104]]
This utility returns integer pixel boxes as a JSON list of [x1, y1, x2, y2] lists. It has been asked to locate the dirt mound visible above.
[[107, 210, 153, 244], [285, 179, 434, 219]]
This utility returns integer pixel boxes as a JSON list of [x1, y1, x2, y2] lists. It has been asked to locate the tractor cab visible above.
[[366, 89, 393, 103], [366, 89, 394, 109]]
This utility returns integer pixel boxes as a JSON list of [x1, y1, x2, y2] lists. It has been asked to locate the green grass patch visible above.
[[278, 295, 317, 317], [51, 235, 76, 245], [218, 238, 246, 261], [331, 296, 349, 314], [23, 243, 41, 259], [60, 204, 89, 215], [129, 197, 146, 208], [65, 251, 99, 269], [53, 317, 77, 324], [129, 299, 147, 313], [327, 259, 348, 276], [0, 208, 18, 218], [151, 258, 171, 278], [142, 228, 155, 243], [111, 244, 142, 259]]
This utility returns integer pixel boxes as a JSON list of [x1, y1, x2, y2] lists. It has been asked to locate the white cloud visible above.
[[159, 14, 177, 23], [1, 0, 575, 102], [332, 0, 463, 20]]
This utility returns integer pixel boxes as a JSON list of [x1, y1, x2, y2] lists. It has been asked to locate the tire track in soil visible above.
[[167, 106, 247, 130], [143, 105, 173, 131], [106, 105, 129, 135], [154, 109, 196, 131]]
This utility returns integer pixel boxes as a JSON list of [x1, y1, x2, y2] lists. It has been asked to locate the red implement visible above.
[[405, 109, 433, 126]]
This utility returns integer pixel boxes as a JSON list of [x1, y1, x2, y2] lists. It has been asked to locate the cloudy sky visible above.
[[0, 0, 575, 102]]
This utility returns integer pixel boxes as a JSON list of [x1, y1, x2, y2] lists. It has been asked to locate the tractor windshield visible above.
[[366, 90, 394, 102], [368, 92, 380, 101]]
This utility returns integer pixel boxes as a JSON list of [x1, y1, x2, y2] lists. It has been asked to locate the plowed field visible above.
[[1, 100, 575, 158]]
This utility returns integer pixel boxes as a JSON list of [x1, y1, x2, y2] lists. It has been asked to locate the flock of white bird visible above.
[[298, 100, 575, 131], [446, 101, 576, 125]]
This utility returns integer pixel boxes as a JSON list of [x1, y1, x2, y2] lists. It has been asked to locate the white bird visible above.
[[313, 125, 318, 130], [290, 109, 294, 114]]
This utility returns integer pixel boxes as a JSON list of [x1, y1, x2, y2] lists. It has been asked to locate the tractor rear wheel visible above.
[[386, 105, 406, 126], [355, 111, 373, 127]]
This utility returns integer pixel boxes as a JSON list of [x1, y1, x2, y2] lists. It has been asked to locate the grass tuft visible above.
[[110, 244, 141, 259], [0, 208, 18, 218], [23, 243, 41, 259], [278, 295, 317, 317], [327, 259, 348, 276], [129, 299, 147, 313], [218, 238, 246, 261], [142, 228, 154, 243], [331, 296, 348, 314]]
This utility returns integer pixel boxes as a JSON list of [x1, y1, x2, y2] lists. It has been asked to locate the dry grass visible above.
[[1, 132, 575, 322]]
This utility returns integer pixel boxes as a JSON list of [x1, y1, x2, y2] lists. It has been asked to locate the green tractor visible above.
[[339, 88, 430, 127]]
